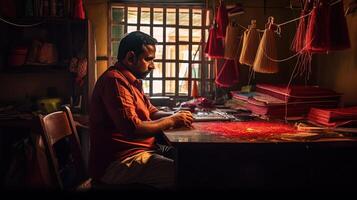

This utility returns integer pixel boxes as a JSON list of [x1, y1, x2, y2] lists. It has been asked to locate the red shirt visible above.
[[89, 63, 158, 180]]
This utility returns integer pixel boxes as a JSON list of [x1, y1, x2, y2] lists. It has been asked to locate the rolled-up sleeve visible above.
[[146, 97, 159, 114], [102, 78, 142, 134]]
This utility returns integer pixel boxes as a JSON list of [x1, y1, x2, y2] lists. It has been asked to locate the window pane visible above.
[[178, 28, 189, 42], [191, 45, 201, 61], [166, 27, 176, 42], [165, 80, 175, 95], [112, 25, 124, 40], [165, 45, 176, 60], [206, 10, 211, 26], [192, 64, 201, 78], [153, 8, 163, 24], [140, 26, 150, 35], [128, 7, 138, 24], [111, 5, 209, 98], [179, 45, 189, 61], [166, 8, 176, 25], [179, 80, 188, 96], [165, 62, 175, 77], [153, 27, 163, 42], [178, 63, 188, 78], [112, 7, 124, 23], [153, 62, 162, 78], [111, 41, 119, 57], [192, 9, 202, 26], [192, 29, 201, 42], [128, 25, 137, 33], [156, 44, 163, 60], [143, 80, 150, 94], [153, 80, 163, 95], [140, 7, 150, 24], [179, 9, 189, 26]]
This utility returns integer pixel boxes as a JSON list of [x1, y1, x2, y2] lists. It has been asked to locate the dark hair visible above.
[[117, 31, 157, 60]]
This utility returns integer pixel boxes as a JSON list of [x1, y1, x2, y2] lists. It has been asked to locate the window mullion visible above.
[[188, 8, 192, 98], [162, 7, 166, 96], [175, 7, 179, 97], [201, 7, 207, 97]]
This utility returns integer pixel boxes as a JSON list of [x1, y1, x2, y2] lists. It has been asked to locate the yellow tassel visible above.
[[253, 17, 278, 73], [239, 20, 260, 67], [224, 23, 241, 60]]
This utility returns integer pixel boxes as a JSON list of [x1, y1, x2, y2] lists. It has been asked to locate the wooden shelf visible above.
[[1, 63, 69, 74]]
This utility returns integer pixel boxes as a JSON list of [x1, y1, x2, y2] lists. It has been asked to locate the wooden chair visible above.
[[38, 105, 91, 191]]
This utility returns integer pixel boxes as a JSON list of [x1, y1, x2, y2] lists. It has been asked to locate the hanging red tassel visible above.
[[204, 24, 225, 58], [215, 0, 228, 38], [215, 59, 239, 88], [290, 0, 313, 53], [74, 0, 86, 19], [305, 0, 330, 53], [328, 0, 351, 51]]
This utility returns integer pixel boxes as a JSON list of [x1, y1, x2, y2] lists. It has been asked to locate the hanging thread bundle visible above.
[[239, 20, 260, 67], [253, 16, 278, 74], [224, 22, 242, 60]]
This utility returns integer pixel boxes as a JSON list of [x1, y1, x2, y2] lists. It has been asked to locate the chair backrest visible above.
[[39, 106, 89, 190]]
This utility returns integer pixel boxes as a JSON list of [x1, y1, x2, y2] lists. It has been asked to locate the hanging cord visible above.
[[0, 16, 44, 27], [259, 10, 313, 63], [276, 10, 312, 27]]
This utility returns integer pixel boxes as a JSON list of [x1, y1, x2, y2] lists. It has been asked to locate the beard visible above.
[[138, 70, 152, 79]]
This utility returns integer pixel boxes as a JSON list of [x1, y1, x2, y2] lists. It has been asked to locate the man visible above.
[[89, 31, 193, 189]]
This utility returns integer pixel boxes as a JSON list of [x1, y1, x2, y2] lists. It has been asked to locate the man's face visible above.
[[131, 44, 156, 79]]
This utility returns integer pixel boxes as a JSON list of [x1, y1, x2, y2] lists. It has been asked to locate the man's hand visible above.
[[170, 110, 193, 128]]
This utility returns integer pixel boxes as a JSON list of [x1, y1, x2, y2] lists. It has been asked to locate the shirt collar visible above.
[[115, 62, 140, 86]]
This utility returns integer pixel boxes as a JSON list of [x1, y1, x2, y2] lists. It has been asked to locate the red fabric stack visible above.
[[308, 107, 357, 127], [230, 84, 342, 119]]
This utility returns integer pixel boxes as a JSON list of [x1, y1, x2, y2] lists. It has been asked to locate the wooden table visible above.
[[163, 121, 357, 190]]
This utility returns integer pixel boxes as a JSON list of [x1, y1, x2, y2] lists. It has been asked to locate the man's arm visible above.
[[134, 111, 193, 137], [150, 110, 174, 120]]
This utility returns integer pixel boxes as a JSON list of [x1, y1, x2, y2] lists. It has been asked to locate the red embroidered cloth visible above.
[[193, 121, 297, 139]]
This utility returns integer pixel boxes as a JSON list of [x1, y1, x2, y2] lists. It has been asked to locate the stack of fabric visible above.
[[308, 107, 357, 127], [230, 84, 342, 119]]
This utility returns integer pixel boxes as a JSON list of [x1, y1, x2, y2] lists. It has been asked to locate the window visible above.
[[110, 3, 214, 99]]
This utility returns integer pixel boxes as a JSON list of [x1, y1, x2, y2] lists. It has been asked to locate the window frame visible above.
[[109, 2, 214, 100]]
